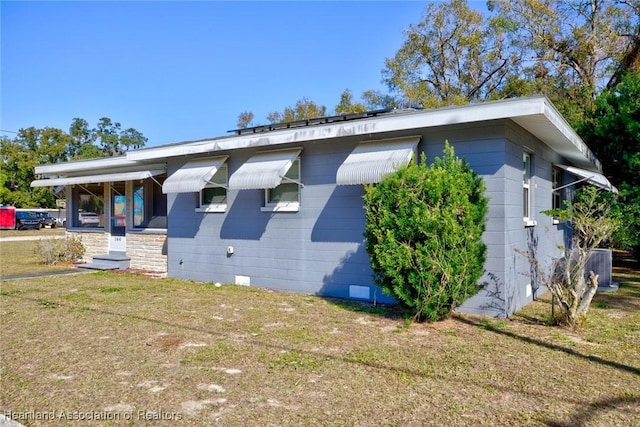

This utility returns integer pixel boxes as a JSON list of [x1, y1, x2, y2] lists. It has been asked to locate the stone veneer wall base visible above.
[[66, 231, 167, 276]]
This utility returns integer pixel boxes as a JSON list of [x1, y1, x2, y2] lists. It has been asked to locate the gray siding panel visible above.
[[167, 141, 395, 304], [166, 119, 570, 318]]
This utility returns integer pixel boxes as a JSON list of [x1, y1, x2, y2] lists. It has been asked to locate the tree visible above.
[[237, 98, 329, 129], [525, 187, 620, 328], [382, 0, 514, 108], [608, 0, 640, 88], [95, 117, 146, 156], [0, 117, 148, 208], [238, 90, 402, 130], [363, 142, 488, 321], [335, 89, 403, 115], [361, 90, 403, 110], [266, 97, 328, 124], [38, 128, 71, 165], [379, 0, 638, 127], [579, 70, 640, 257], [488, 0, 639, 127], [119, 127, 147, 152], [335, 89, 368, 115], [69, 118, 96, 159], [0, 128, 60, 208], [236, 111, 256, 129]]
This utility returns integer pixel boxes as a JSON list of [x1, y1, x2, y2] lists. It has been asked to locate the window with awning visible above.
[[336, 136, 421, 185], [553, 164, 617, 193], [162, 156, 228, 194], [227, 148, 303, 212], [228, 148, 302, 190]]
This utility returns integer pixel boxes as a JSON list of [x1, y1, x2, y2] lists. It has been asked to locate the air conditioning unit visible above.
[[586, 249, 615, 291]]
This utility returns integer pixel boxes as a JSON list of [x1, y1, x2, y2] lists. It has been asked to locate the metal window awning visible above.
[[336, 136, 421, 185], [554, 164, 618, 193], [162, 156, 228, 194], [228, 148, 302, 190], [31, 169, 166, 187]]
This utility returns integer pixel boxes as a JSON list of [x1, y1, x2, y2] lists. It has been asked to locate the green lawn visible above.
[[0, 241, 638, 426], [0, 234, 73, 276], [0, 228, 66, 238]]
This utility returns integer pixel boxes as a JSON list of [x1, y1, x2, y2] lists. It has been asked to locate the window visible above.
[[199, 164, 228, 212], [111, 182, 127, 228], [262, 158, 300, 212], [133, 175, 167, 229], [523, 152, 535, 226], [133, 185, 144, 227], [72, 183, 105, 228], [552, 167, 562, 210]]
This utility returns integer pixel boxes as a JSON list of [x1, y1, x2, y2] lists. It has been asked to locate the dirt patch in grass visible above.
[[1, 267, 639, 426]]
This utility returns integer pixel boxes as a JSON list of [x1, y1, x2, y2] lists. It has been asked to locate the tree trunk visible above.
[[577, 271, 599, 316]]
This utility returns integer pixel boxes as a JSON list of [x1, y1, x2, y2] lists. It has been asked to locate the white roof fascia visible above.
[[35, 156, 155, 175], [512, 98, 602, 171], [124, 97, 600, 173], [126, 97, 548, 161], [35, 163, 167, 179]]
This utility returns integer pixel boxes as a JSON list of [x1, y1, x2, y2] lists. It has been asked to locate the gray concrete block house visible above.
[[32, 97, 616, 317]]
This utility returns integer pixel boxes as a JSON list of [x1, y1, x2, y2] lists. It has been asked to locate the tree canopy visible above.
[[579, 70, 640, 255], [383, 0, 514, 108], [382, 0, 639, 124], [237, 0, 638, 130], [236, 89, 400, 129], [0, 117, 147, 208]]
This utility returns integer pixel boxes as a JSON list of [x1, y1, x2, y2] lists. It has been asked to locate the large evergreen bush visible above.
[[363, 142, 488, 321]]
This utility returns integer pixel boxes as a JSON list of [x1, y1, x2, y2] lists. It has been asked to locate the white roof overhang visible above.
[[34, 97, 606, 181], [554, 164, 618, 193], [228, 148, 302, 190], [162, 156, 228, 194], [125, 97, 601, 172], [336, 136, 421, 185], [31, 169, 166, 187], [34, 155, 145, 175]]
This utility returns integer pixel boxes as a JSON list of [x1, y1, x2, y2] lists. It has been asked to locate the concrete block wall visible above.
[[126, 232, 168, 274]]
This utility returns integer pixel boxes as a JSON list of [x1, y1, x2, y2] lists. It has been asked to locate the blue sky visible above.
[[2, 1, 474, 147]]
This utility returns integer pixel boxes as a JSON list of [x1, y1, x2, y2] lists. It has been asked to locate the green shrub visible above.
[[363, 142, 488, 321]]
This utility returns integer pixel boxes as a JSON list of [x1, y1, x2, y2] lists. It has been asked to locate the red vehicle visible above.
[[0, 206, 16, 230]]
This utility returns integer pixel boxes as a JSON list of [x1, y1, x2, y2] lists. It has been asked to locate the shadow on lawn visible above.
[[5, 290, 639, 381], [453, 314, 640, 377], [543, 395, 640, 427], [3, 290, 639, 425], [325, 297, 406, 320]]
